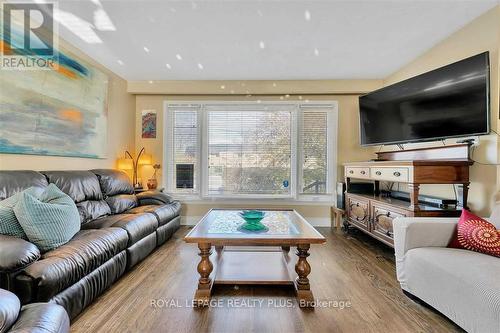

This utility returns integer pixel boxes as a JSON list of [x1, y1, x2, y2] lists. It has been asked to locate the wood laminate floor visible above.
[[72, 226, 463, 333]]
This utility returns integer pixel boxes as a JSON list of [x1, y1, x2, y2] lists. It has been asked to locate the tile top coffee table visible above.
[[184, 209, 326, 306]]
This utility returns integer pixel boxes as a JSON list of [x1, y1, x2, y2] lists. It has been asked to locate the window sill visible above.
[[168, 194, 335, 206]]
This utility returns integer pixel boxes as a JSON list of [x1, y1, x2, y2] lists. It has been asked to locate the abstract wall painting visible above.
[[0, 34, 109, 158], [142, 110, 157, 138]]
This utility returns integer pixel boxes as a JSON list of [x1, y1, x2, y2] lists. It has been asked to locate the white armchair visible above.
[[393, 214, 500, 333]]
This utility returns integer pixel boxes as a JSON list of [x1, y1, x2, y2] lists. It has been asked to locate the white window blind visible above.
[[170, 108, 199, 193], [207, 110, 292, 196], [301, 110, 329, 194]]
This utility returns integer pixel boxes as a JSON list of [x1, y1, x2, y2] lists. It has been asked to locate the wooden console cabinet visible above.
[[344, 144, 473, 247]]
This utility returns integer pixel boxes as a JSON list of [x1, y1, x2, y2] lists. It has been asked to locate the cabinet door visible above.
[[370, 204, 407, 244], [347, 195, 370, 231]]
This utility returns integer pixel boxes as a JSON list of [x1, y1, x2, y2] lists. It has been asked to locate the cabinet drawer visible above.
[[347, 196, 370, 231], [370, 204, 407, 244], [370, 167, 409, 182], [345, 167, 370, 179]]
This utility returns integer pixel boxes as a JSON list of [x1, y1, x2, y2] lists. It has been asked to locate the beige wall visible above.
[[382, 5, 500, 215], [134, 81, 381, 225]]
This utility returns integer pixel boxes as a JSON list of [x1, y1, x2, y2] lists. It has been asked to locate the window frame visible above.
[[163, 101, 338, 203]]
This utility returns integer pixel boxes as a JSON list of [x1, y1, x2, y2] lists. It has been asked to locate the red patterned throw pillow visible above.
[[448, 209, 500, 258]]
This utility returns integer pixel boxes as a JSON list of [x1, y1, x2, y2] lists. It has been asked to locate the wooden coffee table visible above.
[[184, 209, 326, 306]]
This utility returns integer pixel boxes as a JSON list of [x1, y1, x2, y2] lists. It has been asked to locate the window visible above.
[[300, 109, 329, 194], [164, 102, 337, 201], [165, 107, 200, 194], [207, 110, 292, 197]]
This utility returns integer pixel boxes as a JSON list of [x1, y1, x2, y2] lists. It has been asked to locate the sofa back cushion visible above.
[[42, 171, 111, 225], [0, 171, 48, 200], [91, 169, 137, 214]]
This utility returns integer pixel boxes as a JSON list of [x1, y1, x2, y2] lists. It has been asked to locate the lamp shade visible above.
[[138, 153, 152, 165], [117, 158, 134, 170]]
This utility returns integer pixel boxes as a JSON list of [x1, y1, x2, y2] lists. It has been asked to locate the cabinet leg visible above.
[[462, 183, 470, 210], [408, 184, 420, 211]]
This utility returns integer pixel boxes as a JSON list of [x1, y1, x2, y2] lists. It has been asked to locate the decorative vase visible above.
[[238, 210, 268, 232], [147, 164, 160, 190], [147, 178, 157, 190]]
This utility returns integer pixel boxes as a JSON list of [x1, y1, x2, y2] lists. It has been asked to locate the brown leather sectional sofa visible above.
[[0, 169, 181, 320]]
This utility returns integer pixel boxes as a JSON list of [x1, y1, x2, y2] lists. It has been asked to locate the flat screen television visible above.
[[359, 52, 490, 146]]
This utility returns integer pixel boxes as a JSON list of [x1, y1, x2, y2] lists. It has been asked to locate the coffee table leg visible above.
[[295, 244, 314, 306], [194, 242, 213, 305]]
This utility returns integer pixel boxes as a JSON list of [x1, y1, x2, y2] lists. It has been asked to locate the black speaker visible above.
[[336, 182, 346, 209], [336, 182, 375, 209]]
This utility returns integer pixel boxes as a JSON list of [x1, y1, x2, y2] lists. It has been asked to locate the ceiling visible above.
[[35, 0, 500, 80]]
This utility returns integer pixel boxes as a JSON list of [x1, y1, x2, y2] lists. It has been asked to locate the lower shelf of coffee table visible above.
[[213, 251, 294, 285]]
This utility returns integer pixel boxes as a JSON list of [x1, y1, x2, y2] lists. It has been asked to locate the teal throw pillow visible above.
[[0, 187, 44, 239], [14, 184, 80, 252]]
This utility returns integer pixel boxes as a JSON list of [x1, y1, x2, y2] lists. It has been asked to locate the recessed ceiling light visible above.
[[117, 60, 124, 65], [220, 85, 225, 90], [176, 54, 182, 60], [285, 94, 290, 98], [304, 10, 311, 21], [272, 82, 277, 87], [166, 63, 172, 69], [148, 80, 153, 84], [143, 46, 150, 53], [314, 48, 319, 56], [198, 63, 204, 70], [259, 41, 265, 49]]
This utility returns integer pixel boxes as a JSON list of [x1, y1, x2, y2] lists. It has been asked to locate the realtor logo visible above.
[[1, 2, 58, 70]]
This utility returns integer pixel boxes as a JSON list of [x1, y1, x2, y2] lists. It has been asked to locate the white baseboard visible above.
[[180, 215, 331, 227]]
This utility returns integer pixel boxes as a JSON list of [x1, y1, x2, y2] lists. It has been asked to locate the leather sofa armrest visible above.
[[0, 289, 20, 333], [9, 303, 69, 333], [136, 190, 173, 206], [0, 235, 40, 273]]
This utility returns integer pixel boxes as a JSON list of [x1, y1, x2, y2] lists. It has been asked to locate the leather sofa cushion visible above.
[[43, 171, 111, 224], [127, 201, 181, 227], [82, 213, 158, 246], [20, 228, 128, 301], [0, 171, 48, 201], [9, 303, 69, 333], [0, 289, 20, 333], [42, 171, 103, 203], [106, 194, 138, 214], [77, 200, 111, 225], [91, 169, 134, 196]]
